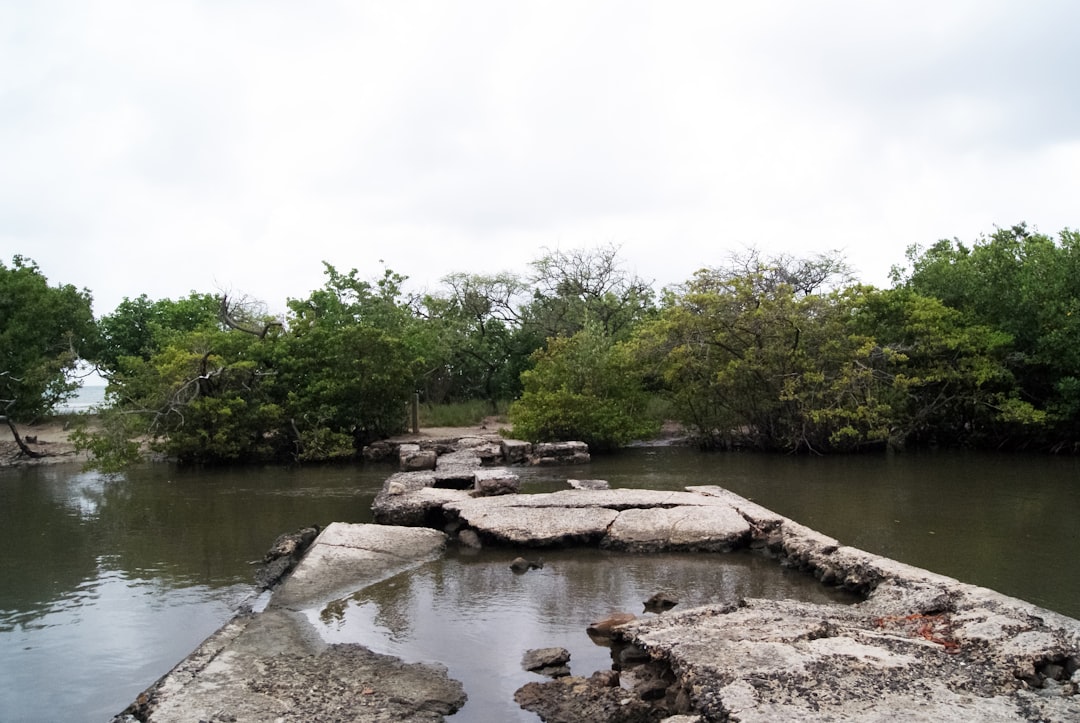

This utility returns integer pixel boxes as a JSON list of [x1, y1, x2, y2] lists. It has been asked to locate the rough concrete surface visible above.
[[119, 523, 465, 722], [370, 466, 1080, 721], [123, 437, 1080, 722]]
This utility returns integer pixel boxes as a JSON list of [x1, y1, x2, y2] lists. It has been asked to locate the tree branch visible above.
[[1, 415, 47, 458]]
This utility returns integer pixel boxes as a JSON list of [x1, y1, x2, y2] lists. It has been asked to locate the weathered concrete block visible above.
[[473, 442, 505, 464], [603, 506, 751, 551], [568, 478, 610, 490], [400, 447, 437, 471], [271, 523, 447, 609], [473, 468, 521, 496], [436, 450, 483, 470], [373, 479, 466, 527], [448, 502, 619, 546], [530, 441, 590, 465], [501, 438, 531, 464], [533, 441, 588, 456], [619, 595, 1080, 722]]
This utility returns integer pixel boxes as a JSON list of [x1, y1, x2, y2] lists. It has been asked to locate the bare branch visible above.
[[219, 295, 282, 338]]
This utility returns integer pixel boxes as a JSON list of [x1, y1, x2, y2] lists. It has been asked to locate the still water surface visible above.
[[1, 447, 1078, 721]]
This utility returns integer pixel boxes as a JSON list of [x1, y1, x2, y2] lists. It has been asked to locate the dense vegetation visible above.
[[3, 225, 1079, 467]]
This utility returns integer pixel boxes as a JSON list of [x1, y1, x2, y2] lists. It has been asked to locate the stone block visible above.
[[568, 478, 610, 490], [473, 468, 521, 496], [604, 506, 751, 551], [400, 448, 437, 471], [501, 439, 532, 464]]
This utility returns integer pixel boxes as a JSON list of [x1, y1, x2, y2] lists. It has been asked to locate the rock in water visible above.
[[643, 590, 679, 613]]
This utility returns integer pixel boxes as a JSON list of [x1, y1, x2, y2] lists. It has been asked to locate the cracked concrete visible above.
[[372, 475, 1080, 721], [116, 524, 466, 722], [120, 441, 1080, 722]]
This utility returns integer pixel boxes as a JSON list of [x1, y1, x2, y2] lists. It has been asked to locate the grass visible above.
[[417, 399, 510, 428]]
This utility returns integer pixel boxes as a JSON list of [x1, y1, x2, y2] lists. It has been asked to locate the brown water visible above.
[[1, 447, 1077, 721]]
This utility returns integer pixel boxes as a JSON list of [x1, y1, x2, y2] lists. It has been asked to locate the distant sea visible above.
[[55, 385, 107, 414]]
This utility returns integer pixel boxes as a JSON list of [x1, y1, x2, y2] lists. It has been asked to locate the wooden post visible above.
[[411, 392, 420, 434]]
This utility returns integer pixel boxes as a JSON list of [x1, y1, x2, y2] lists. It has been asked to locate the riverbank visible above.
[[0, 418, 88, 466], [119, 435, 1080, 722]]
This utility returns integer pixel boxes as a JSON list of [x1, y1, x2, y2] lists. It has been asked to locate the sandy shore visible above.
[[0, 418, 87, 466]]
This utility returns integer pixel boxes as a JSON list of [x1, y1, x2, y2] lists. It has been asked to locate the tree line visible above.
[[3, 223, 1078, 467]]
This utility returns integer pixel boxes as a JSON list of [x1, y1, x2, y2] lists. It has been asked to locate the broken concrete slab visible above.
[[119, 523, 465, 722], [603, 505, 751, 552], [124, 433, 1080, 722], [373, 484, 469, 527], [271, 522, 448, 609], [615, 595, 1080, 722], [399, 443, 437, 471], [376, 486, 758, 550], [473, 467, 521, 496], [530, 441, 590, 465], [569, 478, 611, 490], [501, 438, 531, 463], [453, 503, 620, 546]]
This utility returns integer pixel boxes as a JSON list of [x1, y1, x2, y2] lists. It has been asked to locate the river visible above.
[[1, 447, 1078, 721]]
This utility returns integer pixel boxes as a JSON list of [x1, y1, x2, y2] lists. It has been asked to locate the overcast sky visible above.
[[3, 1, 1078, 316]]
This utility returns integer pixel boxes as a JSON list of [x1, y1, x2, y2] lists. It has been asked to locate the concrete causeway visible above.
[[117, 437, 1080, 722]]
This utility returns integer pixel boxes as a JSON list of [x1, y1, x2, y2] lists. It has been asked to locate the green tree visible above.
[[80, 264, 428, 468], [524, 244, 656, 341], [0, 256, 96, 421], [78, 319, 286, 469], [634, 251, 869, 451], [846, 287, 1021, 448], [274, 263, 428, 457], [509, 324, 659, 449], [420, 272, 537, 409], [94, 292, 222, 373], [894, 224, 1080, 447]]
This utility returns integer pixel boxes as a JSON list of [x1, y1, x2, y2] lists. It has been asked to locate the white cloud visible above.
[[2, 0, 1078, 316]]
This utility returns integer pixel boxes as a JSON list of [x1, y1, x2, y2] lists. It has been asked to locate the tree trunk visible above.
[[1, 416, 47, 458]]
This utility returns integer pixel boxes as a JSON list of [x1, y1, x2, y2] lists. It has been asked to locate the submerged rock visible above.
[[523, 647, 572, 678], [643, 591, 679, 613], [514, 675, 662, 723], [587, 612, 637, 640], [510, 556, 544, 573]]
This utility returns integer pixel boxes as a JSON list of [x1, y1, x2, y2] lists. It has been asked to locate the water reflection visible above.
[[306, 548, 858, 722], [2, 446, 1078, 721], [0, 460, 389, 722]]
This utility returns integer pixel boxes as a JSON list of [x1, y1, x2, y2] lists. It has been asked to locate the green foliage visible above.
[[633, 252, 877, 451], [420, 272, 535, 407], [419, 399, 509, 427], [895, 223, 1080, 445], [94, 292, 221, 373], [0, 256, 96, 420], [82, 263, 428, 466], [509, 325, 659, 449], [278, 263, 427, 451], [524, 243, 656, 340], [83, 326, 287, 466], [847, 287, 1019, 446], [67, 227, 1080, 463]]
